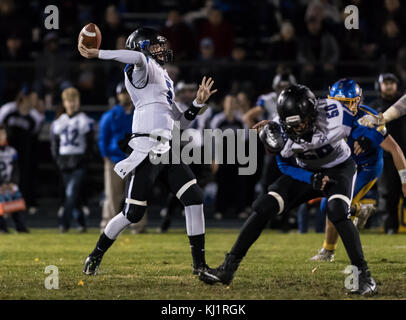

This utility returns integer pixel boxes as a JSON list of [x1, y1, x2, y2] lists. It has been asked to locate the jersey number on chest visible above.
[[298, 144, 334, 160], [326, 103, 339, 119], [61, 127, 79, 147]]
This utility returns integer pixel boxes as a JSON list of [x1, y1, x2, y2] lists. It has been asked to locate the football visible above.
[[78, 23, 102, 49]]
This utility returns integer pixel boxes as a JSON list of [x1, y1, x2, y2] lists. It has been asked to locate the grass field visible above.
[[0, 228, 405, 300]]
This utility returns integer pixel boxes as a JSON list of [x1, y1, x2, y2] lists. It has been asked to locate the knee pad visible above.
[[178, 183, 203, 206], [124, 203, 146, 223], [252, 192, 282, 220], [326, 197, 350, 224]]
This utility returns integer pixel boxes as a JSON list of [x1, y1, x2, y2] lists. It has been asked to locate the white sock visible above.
[[104, 212, 132, 240], [184, 204, 205, 236]]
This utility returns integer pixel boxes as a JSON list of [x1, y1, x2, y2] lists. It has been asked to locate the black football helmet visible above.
[[277, 84, 318, 142], [126, 27, 173, 65]]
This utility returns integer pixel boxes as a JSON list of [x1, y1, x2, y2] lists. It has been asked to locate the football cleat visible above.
[[199, 253, 242, 285], [83, 255, 103, 275], [354, 204, 375, 231], [348, 269, 377, 296], [310, 247, 335, 262], [192, 263, 213, 275]]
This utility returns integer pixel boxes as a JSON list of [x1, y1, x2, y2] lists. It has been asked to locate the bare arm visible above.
[[359, 94, 406, 127], [383, 94, 406, 122], [380, 135, 406, 170], [380, 134, 406, 196]]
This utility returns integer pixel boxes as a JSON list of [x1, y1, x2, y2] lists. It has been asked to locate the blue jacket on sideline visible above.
[[98, 104, 133, 164]]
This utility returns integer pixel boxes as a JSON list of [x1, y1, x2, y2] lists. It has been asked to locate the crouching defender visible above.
[[199, 84, 376, 295], [78, 27, 217, 275]]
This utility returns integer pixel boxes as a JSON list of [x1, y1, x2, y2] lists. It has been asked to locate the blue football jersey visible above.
[[350, 105, 387, 166]]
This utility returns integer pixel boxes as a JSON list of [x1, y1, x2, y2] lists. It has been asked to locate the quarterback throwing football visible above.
[[78, 27, 217, 276]]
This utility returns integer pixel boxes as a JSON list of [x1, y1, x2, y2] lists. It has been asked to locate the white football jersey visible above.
[[256, 91, 278, 121], [124, 57, 175, 136], [0, 146, 17, 182], [98, 49, 199, 178], [51, 112, 94, 155], [280, 98, 353, 169]]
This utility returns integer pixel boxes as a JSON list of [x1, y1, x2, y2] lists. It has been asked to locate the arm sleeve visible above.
[[100, 50, 149, 88], [392, 94, 406, 117], [276, 155, 313, 184], [98, 50, 147, 68], [98, 113, 111, 158]]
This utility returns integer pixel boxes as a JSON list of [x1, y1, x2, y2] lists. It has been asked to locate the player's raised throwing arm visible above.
[[78, 39, 148, 88], [78, 43, 146, 67]]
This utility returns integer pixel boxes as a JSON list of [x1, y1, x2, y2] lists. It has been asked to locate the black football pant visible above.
[[99, 152, 206, 267], [230, 157, 369, 271], [121, 154, 203, 224]]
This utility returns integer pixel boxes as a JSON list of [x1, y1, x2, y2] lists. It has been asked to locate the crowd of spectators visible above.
[[1, 0, 406, 106]]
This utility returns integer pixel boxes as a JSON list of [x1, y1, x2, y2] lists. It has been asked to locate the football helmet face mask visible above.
[[277, 84, 318, 142], [126, 27, 173, 65], [328, 78, 362, 115]]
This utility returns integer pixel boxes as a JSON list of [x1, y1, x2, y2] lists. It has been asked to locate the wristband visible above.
[[192, 99, 206, 108], [184, 105, 200, 121], [399, 169, 406, 184]]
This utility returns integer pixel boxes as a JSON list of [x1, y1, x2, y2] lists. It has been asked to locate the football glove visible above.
[[259, 121, 286, 154], [311, 173, 337, 191], [311, 173, 325, 191]]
